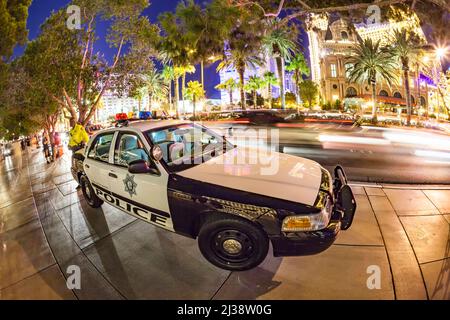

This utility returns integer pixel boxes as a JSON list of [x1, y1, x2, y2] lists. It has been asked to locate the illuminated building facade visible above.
[[306, 14, 442, 115]]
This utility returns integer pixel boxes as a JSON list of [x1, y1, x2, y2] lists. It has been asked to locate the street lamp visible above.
[[436, 47, 447, 60]]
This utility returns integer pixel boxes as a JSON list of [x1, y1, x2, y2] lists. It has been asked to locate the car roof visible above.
[[91, 120, 195, 140]]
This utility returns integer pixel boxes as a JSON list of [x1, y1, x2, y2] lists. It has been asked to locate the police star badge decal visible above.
[[123, 174, 138, 198]]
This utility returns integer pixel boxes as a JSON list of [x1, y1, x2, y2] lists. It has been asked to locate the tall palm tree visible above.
[[176, 0, 235, 89], [158, 11, 196, 118], [245, 76, 264, 108], [162, 65, 175, 110], [389, 29, 423, 126], [347, 38, 398, 121], [217, 9, 264, 110], [178, 64, 196, 113], [263, 71, 278, 109], [145, 69, 168, 110], [263, 18, 297, 110], [286, 53, 310, 105], [215, 78, 238, 105], [185, 80, 205, 119]]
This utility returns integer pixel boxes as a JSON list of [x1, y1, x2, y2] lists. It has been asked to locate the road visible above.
[[207, 122, 450, 184]]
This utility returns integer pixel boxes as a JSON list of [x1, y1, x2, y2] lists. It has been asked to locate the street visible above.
[[208, 123, 450, 184]]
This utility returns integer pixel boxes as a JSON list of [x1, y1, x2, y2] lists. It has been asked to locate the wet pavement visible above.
[[0, 143, 449, 300]]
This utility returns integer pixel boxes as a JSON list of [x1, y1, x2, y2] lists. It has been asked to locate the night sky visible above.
[[15, 0, 223, 99]]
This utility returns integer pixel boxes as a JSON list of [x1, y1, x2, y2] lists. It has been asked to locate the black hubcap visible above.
[[212, 229, 254, 263]]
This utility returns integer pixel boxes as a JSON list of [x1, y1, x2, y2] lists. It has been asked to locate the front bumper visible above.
[[271, 165, 357, 257]]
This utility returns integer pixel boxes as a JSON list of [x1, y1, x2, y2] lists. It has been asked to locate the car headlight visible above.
[[282, 196, 333, 232]]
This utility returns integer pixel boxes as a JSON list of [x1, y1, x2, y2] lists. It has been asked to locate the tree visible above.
[[215, 78, 238, 105], [347, 38, 398, 121], [286, 53, 310, 105], [389, 29, 423, 126], [159, 10, 196, 118], [245, 76, 264, 108], [130, 86, 147, 113], [2, 61, 61, 151], [0, 0, 32, 137], [20, 1, 159, 128], [262, 72, 279, 109], [144, 69, 168, 110], [0, 0, 32, 62], [262, 18, 298, 110], [162, 65, 175, 109], [299, 80, 319, 109], [175, 0, 237, 88], [185, 81, 205, 119], [217, 7, 264, 109]]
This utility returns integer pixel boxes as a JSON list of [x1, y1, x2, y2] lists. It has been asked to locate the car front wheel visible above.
[[80, 175, 104, 208], [198, 215, 269, 271]]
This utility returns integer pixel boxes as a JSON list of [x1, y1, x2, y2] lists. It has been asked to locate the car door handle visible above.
[[109, 173, 118, 179]]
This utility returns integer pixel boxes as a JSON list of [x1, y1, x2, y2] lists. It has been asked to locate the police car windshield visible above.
[[145, 123, 234, 173]]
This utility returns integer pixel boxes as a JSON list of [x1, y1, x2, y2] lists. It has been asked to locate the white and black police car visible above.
[[72, 120, 356, 271]]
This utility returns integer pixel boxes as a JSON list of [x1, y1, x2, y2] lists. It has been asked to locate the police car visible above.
[[72, 120, 356, 271]]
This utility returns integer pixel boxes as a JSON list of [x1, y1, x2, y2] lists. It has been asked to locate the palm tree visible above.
[[185, 81, 205, 119], [299, 80, 319, 109], [245, 76, 264, 108], [158, 11, 196, 118], [217, 9, 264, 110], [389, 29, 423, 126], [286, 53, 310, 105], [215, 78, 238, 105], [177, 64, 196, 114], [263, 18, 297, 110], [131, 87, 147, 113], [145, 70, 168, 110], [262, 71, 278, 108], [347, 38, 398, 121], [162, 65, 175, 110], [175, 0, 235, 89]]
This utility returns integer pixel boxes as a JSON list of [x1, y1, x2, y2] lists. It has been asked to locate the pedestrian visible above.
[[42, 135, 52, 164], [54, 132, 63, 158], [68, 119, 89, 152]]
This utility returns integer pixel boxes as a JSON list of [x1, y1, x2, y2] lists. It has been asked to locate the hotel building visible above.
[[306, 13, 443, 115]]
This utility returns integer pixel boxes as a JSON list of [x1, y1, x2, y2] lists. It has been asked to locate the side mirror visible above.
[[128, 159, 153, 174], [151, 145, 164, 162]]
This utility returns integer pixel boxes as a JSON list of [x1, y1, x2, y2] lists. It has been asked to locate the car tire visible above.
[[198, 215, 269, 271], [80, 175, 103, 208]]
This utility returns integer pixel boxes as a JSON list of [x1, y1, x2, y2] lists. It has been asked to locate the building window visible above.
[[346, 87, 357, 98], [331, 64, 337, 77], [379, 90, 389, 97], [341, 31, 348, 40], [393, 92, 402, 99]]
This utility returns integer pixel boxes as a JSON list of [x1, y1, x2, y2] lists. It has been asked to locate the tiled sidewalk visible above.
[[0, 145, 448, 300]]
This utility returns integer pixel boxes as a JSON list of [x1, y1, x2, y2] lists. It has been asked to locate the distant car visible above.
[[237, 110, 286, 125], [71, 120, 356, 271]]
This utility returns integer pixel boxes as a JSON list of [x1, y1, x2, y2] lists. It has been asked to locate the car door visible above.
[[84, 132, 115, 192], [108, 131, 174, 231]]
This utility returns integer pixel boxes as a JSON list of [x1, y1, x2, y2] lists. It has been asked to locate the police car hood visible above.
[[177, 147, 322, 206]]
